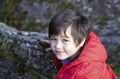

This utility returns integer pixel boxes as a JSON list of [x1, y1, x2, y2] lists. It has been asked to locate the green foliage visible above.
[[39, 40, 50, 53], [0, 37, 9, 50], [57, 2, 74, 11], [22, 18, 36, 31], [0, 37, 9, 59], [109, 63, 120, 76], [12, 53, 27, 75], [97, 17, 110, 27], [38, 0, 44, 3], [86, 0, 92, 4], [1, 0, 37, 31], [0, 0, 21, 26]]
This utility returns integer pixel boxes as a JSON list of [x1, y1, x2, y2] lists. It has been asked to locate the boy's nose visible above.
[[55, 41, 62, 49]]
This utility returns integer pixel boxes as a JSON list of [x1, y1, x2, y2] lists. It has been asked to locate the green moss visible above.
[[12, 53, 27, 75], [109, 63, 120, 76], [97, 17, 110, 26], [38, 0, 44, 3], [57, 2, 74, 11], [86, 0, 92, 4], [39, 41, 50, 53]]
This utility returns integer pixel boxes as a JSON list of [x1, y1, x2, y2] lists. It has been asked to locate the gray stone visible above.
[[0, 22, 55, 79]]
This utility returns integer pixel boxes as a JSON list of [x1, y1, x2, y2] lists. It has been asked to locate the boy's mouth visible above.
[[55, 51, 63, 54]]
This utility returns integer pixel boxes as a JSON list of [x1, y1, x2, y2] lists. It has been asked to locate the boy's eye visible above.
[[63, 39, 69, 42], [50, 37, 57, 42], [50, 38, 56, 41]]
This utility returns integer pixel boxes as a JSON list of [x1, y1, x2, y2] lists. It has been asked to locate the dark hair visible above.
[[48, 10, 91, 46]]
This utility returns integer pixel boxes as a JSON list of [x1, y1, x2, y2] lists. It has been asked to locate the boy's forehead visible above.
[[52, 26, 72, 38]]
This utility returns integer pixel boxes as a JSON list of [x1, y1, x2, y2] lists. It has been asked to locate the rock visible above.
[[0, 22, 55, 79]]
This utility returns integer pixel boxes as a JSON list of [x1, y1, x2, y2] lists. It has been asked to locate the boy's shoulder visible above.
[[63, 62, 94, 78], [65, 61, 116, 79]]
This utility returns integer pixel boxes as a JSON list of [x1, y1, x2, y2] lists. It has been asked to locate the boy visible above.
[[44, 10, 116, 79]]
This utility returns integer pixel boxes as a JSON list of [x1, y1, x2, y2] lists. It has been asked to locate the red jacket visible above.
[[54, 32, 116, 79]]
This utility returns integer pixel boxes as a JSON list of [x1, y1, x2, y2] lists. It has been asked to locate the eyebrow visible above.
[[61, 35, 70, 39], [50, 34, 70, 39]]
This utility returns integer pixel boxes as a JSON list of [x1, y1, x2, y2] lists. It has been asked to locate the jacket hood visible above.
[[73, 32, 107, 64]]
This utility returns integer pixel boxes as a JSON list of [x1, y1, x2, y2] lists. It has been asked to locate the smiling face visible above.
[[49, 26, 86, 60], [48, 10, 90, 60]]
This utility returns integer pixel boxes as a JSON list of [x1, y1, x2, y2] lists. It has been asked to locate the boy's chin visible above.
[[56, 55, 68, 60]]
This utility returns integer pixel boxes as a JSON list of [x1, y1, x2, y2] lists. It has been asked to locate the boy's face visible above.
[[49, 26, 85, 60]]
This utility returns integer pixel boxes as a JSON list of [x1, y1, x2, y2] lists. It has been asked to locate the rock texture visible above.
[[0, 22, 55, 79]]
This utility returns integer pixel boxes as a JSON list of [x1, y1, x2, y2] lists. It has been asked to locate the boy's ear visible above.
[[79, 38, 86, 47]]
